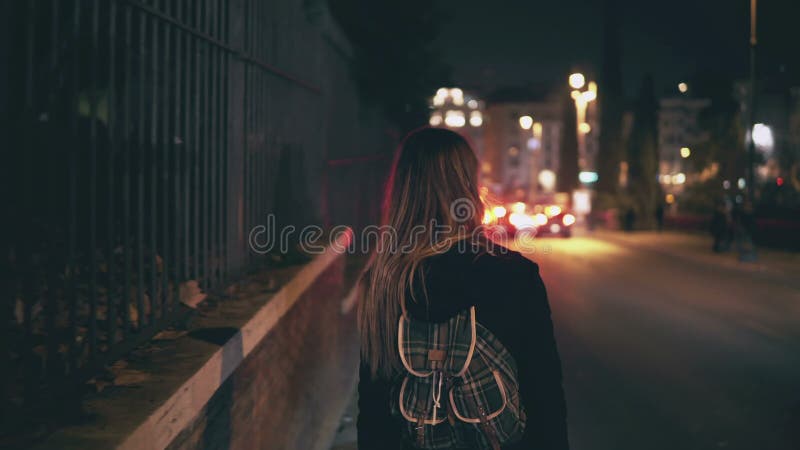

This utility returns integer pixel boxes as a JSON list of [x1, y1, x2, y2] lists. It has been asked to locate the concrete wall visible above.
[[166, 255, 359, 450]]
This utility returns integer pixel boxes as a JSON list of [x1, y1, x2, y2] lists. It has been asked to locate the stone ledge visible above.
[[34, 230, 356, 450]]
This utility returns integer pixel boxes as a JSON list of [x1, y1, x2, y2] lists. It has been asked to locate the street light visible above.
[[752, 123, 773, 150], [519, 116, 541, 199], [532, 122, 542, 137], [569, 73, 586, 90], [525, 123, 543, 151], [538, 170, 556, 192], [680, 147, 691, 158]]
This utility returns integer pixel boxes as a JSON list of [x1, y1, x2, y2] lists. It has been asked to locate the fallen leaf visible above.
[[179, 280, 207, 309], [110, 359, 128, 370], [152, 329, 187, 341], [87, 377, 112, 393], [112, 368, 150, 386]]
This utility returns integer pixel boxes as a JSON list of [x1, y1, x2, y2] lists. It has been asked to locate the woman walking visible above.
[[357, 127, 569, 449]]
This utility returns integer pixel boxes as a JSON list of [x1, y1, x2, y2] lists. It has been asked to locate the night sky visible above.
[[434, 0, 800, 96]]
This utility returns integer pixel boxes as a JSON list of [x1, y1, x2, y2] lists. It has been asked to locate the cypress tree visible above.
[[596, 0, 624, 197], [558, 89, 580, 193], [626, 74, 660, 227]]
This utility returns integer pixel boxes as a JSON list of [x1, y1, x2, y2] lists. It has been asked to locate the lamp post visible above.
[[747, 0, 757, 200], [569, 74, 597, 172], [519, 115, 546, 200], [738, 1, 759, 263]]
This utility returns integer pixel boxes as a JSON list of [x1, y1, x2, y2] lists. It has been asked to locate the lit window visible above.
[[469, 111, 483, 127], [444, 110, 465, 128]]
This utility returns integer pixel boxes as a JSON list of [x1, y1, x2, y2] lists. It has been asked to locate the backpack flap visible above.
[[449, 368, 508, 423], [397, 307, 477, 377], [397, 376, 448, 425]]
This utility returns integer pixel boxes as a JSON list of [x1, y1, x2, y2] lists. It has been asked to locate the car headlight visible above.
[[509, 212, 535, 229]]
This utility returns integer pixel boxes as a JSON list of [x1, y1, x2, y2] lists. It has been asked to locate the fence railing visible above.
[[2, 0, 387, 430]]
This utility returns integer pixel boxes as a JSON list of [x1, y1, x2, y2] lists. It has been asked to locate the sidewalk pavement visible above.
[[329, 389, 358, 450], [592, 229, 800, 280]]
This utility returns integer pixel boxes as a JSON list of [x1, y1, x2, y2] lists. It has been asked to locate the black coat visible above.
[[358, 245, 569, 449]]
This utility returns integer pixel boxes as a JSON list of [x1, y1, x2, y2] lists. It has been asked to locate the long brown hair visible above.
[[358, 127, 485, 379]]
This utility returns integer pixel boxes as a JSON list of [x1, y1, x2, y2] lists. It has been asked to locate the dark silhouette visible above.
[[557, 84, 580, 193], [626, 74, 660, 229], [733, 200, 758, 261], [655, 202, 665, 232], [710, 203, 730, 252], [624, 207, 636, 232], [596, 0, 624, 196]]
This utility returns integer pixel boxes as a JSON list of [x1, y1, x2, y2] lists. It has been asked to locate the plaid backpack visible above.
[[393, 306, 526, 449]]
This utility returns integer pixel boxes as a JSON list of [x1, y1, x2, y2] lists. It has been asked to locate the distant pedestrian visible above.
[[357, 127, 569, 450], [624, 207, 636, 232], [735, 200, 758, 262], [655, 203, 665, 232], [740, 200, 756, 238], [710, 203, 728, 252]]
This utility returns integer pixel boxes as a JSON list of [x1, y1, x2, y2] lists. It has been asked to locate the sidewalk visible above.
[[329, 389, 358, 450], [592, 229, 800, 280]]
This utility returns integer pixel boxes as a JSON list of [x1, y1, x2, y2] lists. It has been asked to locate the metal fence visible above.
[[2, 0, 391, 426]]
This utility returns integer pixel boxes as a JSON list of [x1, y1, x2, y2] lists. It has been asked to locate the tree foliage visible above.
[[625, 74, 660, 227], [691, 76, 747, 183], [596, 0, 624, 196]]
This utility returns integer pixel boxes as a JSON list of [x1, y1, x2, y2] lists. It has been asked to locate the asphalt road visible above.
[[524, 234, 800, 450]]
